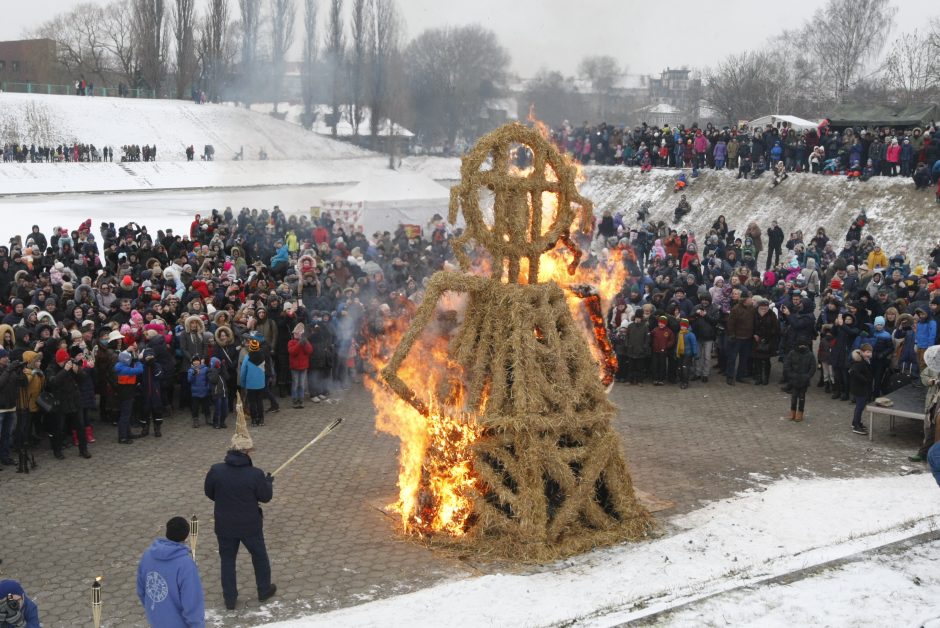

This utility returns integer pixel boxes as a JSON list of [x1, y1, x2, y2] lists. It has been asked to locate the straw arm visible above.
[[270, 418, 344, 477]]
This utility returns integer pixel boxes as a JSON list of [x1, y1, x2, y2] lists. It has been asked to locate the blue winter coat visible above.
[[136, 538, 205, 628], [239, 356, 266, 390], [0, 579, 40, 628], [187, 365, 210, 398], [675, 329, 699, 359], [204, 451, 273, 537], [915, 319, 937, 349], [270, 245, 289, 267]]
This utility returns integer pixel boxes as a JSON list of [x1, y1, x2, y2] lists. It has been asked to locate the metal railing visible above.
[[0, 81, 156, 99]]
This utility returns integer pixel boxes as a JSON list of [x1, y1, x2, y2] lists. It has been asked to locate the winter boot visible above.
[[85, 426, 96, 443], [794, 410, 804, 422], [816, 373, 825, 387], [139, 422, 150, 437], [154, 422, 162, 437], [825, 381, 832, 394], [831, 389, 842, 400], [788, 409, 796, 420], [71, 430, 79, 446]]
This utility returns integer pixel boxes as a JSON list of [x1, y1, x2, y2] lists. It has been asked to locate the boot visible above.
[[831, 389, 842, 399], [139, 422, 150, 437], [816, 373, 825, 387], [794, 410, 804, 422], [79, 446, 92, 459], [788, 409, 796, 420], [85, 425, 96, 443], [825, 381, 832, 394], [154, 422, 162, 437], [71, 430, 78, 446]]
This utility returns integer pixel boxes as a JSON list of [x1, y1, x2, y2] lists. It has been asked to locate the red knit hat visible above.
[[830, 278, 843, 289], [55, 349, 70, 364], [121, 275, 132, 287]]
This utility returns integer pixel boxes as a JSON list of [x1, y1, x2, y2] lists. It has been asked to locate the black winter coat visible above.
[[0, 364, 19, 409], [753, 311, 780, 359], [784, 346, 817, 388], [204, 451, 273, 537], [45, 363, 83, 414], [848, 352, 873, 397]]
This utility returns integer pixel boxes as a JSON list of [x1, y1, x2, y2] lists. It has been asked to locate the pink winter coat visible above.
[[886, 143, 901, 163], [693, 134, 709, 154]]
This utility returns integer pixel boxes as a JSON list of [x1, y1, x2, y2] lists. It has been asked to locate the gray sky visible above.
[[3, 0, 935, 76]]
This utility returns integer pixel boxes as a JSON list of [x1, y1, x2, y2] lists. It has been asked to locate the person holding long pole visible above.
[[203, 398, 276, 610]]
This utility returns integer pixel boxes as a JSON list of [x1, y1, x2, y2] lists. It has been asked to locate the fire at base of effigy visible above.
[[367, 122, 654, 561]]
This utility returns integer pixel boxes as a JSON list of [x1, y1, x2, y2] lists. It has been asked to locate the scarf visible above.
[[676, 329, 687, 356]]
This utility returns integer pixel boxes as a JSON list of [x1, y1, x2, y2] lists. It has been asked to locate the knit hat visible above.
[[0, 580, 25, 598], [230, 396, 254, 452], [679, 318, 690, 328], [118, 350, 132, 365], [22, 350, 39, 364], [874, 316, 886, 327], [830, 278, 843, 289], [165, 516, 190, 543], [55, 348, 70, 364], [658, 315, 667, 322], [121, 275, 132, 287]]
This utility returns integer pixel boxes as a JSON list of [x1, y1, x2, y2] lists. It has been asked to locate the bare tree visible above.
[[348, 0, 371, 136], [270, 0, 296, 112], [32, 3, 111, 87], [800, 0, 896, 102], [238, 0, 262, 106], [704, 51, 796, 122], [405, 25, 510, 145], [133, 0, 170, 94], [324, 0, 346, 136], [577, 55, 620, 93], [102, 0, 139, 88], [197, 0, 232, 102], [172, 0, 198, 99], [300, 0, 319, 129], [882, 30, 934, 104], [368, 0, 402, 144]]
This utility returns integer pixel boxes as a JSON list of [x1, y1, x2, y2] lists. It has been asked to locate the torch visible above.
[[91, 576, 102, 628], [189, 514, 199, 563], [270, 418, 344, 477]]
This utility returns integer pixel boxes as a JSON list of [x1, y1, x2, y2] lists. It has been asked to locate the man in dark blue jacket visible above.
[[204, 415, 276, 610], [136, 517, 205, 627]]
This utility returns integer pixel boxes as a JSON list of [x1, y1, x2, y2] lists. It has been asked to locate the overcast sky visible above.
[[3, 0, 936, 77]]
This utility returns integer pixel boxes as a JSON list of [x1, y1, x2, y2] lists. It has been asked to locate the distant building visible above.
[[633, 103, 684, 128], [0, 39, 59, 86]]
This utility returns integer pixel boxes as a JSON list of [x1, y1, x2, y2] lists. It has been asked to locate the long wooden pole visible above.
[[270, 418, 344, 477]]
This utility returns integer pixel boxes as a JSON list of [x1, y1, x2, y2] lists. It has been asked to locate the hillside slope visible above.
[[581, 167, 938, 261], [0, 92, 370, 161]]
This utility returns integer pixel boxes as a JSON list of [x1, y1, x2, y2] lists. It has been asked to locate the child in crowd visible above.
[[187, 356, 210, 428], [207, 357, 228, 429]]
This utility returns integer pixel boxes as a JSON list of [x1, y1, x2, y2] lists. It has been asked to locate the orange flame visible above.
[[369, 114, 626, 538]]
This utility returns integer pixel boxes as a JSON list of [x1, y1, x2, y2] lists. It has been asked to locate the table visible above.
[[865, 384, 928, 441]]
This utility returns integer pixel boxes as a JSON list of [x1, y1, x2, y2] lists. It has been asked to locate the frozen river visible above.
[[0, 183, 351, 242]]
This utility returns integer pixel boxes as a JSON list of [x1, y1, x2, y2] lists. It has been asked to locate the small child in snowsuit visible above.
[[784, 341, 817, 422], [207, 357, 228, 429], [675, 319, 699, 389], [187, 356, 211, 427]]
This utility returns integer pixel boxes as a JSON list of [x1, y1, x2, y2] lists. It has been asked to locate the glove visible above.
[[266, 472, 273, 482]]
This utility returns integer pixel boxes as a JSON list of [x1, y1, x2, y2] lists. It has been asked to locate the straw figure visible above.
[[382, 123, 653, 560]]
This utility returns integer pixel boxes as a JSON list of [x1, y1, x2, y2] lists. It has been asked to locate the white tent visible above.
[[747, 114, 819, 132], [321, 171, 451, 235]]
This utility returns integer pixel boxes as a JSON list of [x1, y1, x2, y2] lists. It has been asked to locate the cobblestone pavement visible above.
[[0, 361, 924, 627]]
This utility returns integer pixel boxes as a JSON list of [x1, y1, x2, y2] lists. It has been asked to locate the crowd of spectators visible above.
[[548, 120, 940, 189]]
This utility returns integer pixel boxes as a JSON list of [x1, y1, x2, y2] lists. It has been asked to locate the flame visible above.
[[365, 308, 482, 536], [370, 113, 626, 538]]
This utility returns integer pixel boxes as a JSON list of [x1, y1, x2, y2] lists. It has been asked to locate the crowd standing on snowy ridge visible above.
[[1, 143, 161, 163], [547, 120, 940, 188]]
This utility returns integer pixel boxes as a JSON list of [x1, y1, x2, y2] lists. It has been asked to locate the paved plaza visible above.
[[1, 365, 924, 627]]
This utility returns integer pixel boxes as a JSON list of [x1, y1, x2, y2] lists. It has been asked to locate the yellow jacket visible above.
[[867, 250, 888, 271], [286, 231, 299, 254]]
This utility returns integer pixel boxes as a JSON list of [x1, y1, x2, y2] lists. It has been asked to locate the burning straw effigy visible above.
[[378, 122, 653, 560]]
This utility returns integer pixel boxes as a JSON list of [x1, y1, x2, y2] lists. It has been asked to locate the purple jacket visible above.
[[713, 141, 727, 161]]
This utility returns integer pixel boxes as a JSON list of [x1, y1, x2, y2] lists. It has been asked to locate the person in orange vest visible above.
[[114, 349, 144, 444]]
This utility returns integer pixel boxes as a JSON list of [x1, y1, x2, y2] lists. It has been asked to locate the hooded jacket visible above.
[[204, 450, 273, 537], [848, 349, 873, 397], [136, 538, 205, 628], [0, 579, 40, 628]]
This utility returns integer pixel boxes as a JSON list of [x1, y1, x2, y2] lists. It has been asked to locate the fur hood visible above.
[[214, 324, 234, 346], [183, 315, 206, 334]]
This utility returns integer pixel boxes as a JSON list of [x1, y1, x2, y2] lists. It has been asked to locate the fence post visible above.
[[26, 82, 32, 94]]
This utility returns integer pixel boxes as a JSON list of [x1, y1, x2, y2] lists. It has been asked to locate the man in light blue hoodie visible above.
[[136, 517, 205, 627]]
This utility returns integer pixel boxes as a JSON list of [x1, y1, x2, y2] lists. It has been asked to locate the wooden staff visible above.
[[270, 418, 344, 477], [91, 577, 102, 628]]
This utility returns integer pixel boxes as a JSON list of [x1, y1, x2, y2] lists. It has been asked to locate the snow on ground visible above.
[[0, 184, 352, 240], [0, 92, 370, 161], [261, 474, 940, 628], [659, 539, 940, 627], [0, 156, 459, 195], [581, 166, 938, 264]]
